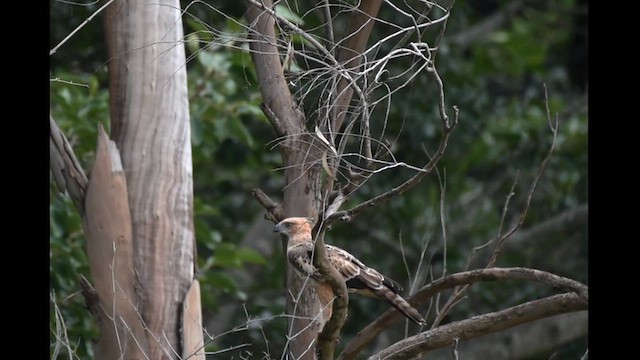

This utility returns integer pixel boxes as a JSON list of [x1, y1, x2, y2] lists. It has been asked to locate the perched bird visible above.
[[273, 216, 426, 326]]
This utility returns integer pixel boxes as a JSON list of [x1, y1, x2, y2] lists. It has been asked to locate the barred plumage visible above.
[[273, 217, 426, 326]]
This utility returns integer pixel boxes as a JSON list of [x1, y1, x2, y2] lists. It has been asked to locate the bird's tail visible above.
[[375, 287, 426, 326]]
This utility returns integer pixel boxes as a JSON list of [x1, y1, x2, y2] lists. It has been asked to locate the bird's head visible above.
[[273, 217, 315, 238]]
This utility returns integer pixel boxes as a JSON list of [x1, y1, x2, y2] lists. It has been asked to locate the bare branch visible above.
[[366, 293, 587, 360], [316, 0, 335, 53], [251, 188, 284, 223], [433, 174, 519, 327], [331, 0, 383, 134], [426, 311, 587, 360], [314, 225, 349, 360], [50, 291, 79, 360], [507, 204, 588, 251], [451, 337, 459, 360], [246, 0, 304, 136], [50, 0, 116, 56], [328, 106, 459, 224], [50, 115, 88, 215], [338, 267, 587, 360], [486, 85, 559, 266], [431, 86, 560, 328]]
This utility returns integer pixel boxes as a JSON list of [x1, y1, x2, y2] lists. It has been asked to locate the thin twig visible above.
[[433, 85, 560, 327], [318, 0, 335, 53], [451, 337, 459, 360], [50, 78, 90, 88], [486, 84, 559, 266], [50, 0, 116, 56], [50, 291, 78, 360], [327, 105, 458, 224]]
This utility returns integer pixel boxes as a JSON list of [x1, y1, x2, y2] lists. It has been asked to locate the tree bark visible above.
[[332, 0, 383, 134], [102, 1, 200, 358], [367, 293, 587, 360], [426, 311, 587, 360], [83, 125, 148, 359], [246, 3, 325, 358]]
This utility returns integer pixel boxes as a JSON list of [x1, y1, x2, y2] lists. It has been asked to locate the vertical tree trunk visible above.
[[281, 136, 325, 360], [246, 3, 325, 358], [101, 1, 200, 358]]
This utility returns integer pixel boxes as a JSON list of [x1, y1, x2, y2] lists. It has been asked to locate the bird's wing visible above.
[[324, 245, 402, 295], [287, 243, 322, 280], [325, 244, 426, 326]]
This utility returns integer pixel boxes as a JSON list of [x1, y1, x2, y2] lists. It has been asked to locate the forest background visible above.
[[50, 0, 588, 359]]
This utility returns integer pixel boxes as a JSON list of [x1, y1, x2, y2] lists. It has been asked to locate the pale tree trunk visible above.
[[78, 0, 205, 358]]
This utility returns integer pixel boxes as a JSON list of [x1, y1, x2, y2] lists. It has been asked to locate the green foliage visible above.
[[50, 72, 106, 359], [49, 12, 274, 358], [50, 0, 587, 358], [50, 72, 110, 168]]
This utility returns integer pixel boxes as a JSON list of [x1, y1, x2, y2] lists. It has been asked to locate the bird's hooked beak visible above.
[[273, 217, 314, 236], [273, 220, 288, 234]]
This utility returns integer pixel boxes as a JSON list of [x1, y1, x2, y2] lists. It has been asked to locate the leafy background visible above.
[[50, 0, 587, 358]]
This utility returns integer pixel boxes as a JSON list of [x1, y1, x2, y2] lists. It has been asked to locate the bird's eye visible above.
[[285, 222, 291, 228]]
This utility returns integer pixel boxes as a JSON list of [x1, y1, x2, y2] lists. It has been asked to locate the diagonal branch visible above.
[[246, 0, 369, 136], [507, 203, 588, 250], [486, 89, 559, 266], [366, 293, 587, 360], [432, 85, 560, 329], [50, 114, 89, 215], [251, 188, 284, 223], [246, 0, 305, 136], [331, 0, 383, 134], [49, 0, 116, 56], [427, 311, 587, 360], [337, 267, 588, 360]]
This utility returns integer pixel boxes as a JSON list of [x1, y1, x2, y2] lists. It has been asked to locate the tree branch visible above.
[[314, 226, 349, 360], [426, 311, 587, 360], [246, 0, 303, 136], [251, 188, 284, 223], [315, 0, 335, 53], [49, 0, 115, 56], [246, 0, 369, 138], [435, 86, 560, 328], [331, 0, 383, 134], [49, 114, 89, 215], [508, 204, 588, 250], [327, 105, 458, 224], [366, 293, 587, 360], [338, 267, 587, 360], [247, 4, 351, 359]]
